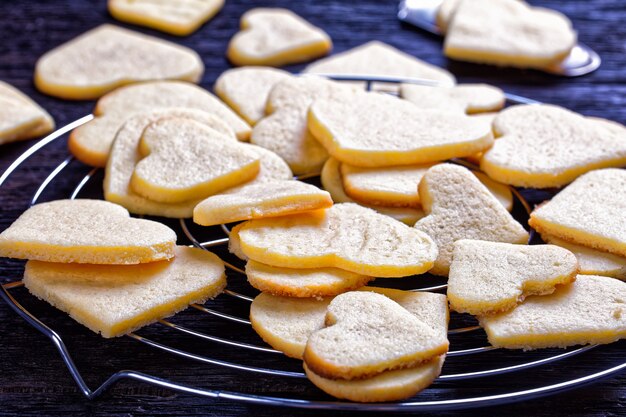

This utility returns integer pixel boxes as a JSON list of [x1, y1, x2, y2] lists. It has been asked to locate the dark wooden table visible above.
[[1, 1, 625, 416]]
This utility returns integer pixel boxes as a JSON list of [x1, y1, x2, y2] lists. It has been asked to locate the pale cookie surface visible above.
[[303, 291, 449, 380], [249, 288, 448, 359], [541, 234, 626, 280], [70, 81, 250, 167], [414, 164, 528, 276], [0, 199, 176, 264], [245, 260, 372, 298], [238, 203, 438, 277], [193, 180, 332, 226], [437, 0, 525, 33], [304, 41, 455, 86], [35, 25, 204, 100], [23, 246, 225, 338], [529, 169, 626, 258], [479, 275, 626, 350], [448, 239, 578, 315], [109, 0, 224, 36], [0, 81, 54, 145], [227, 8, 332, 67], [481, 105, 626, 188], [131, 118, 260, 203], [444, 0, 577, 69], [252, 76, 357, 175], [400, 83, 505, 114], [320, 158, 425, 225], [308, 91, 493, 167], [214, 67, 292, 125]]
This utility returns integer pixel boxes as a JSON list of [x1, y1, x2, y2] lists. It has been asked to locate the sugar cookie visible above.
[[480, 275, 626, 350], [193, 180, 332, 226], [245, 260, 372, 298], [227, 8, 332, 67], [0, 81, 54, 145], [414, 164, 528, 276], [481, 105, 626, 188], [238, 203, 438, 277], [35, 25, 204, 100], [23, 246, 225, 338], [108, 0, 224, 36], [70, 81, 250, 167], [0, 199, 176, 264], [214, 67, 292, 125], [444, 0, 577, 69], [303, 291, 448, 380], [448, 239, 578, 315], [131, 118, 260, 203], [228, 223, 247, 261], [529, 169, 626, 258], [308, 91, 493, 167], [400, 84, 505, 114], [437, 0, 524, 33]]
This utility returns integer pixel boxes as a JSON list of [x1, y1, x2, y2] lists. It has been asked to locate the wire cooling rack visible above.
[[1, 75, 626, 412]]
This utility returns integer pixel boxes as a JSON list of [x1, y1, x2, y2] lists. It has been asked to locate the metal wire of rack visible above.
[[1, 75, 626, 412]]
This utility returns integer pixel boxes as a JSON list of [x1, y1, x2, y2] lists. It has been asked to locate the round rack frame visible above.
[[1, 75, 625, 412]]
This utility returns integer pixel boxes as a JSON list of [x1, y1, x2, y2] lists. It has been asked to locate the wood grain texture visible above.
[[1, 1, 625, 416]]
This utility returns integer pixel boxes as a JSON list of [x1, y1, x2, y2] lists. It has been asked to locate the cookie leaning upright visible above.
[[227, 8, 332, 67], [0, 81, 54, 145], [414, 164, 528, 276], [34, 25, 204, 100], [0, 199, 176, 264], [529, 169, 626, 258]]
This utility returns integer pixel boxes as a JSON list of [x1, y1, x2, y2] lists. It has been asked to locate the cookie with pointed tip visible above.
[[214, 67, 292, 125], [308, 91, 493, 167], [481, 105, 626, 188], [444, 0, 577, 69], [400, 84, 505, 114], [303, 291, 449, 380], [0, 199, 176, 264], [249, 287, 448, 359], [108, 0, 224, 36], [529, 169, 626, 258], [23, 246, 225, 338], [238, 203, 438, 277], [448, 239, 578, 315], [0, 81, 54, 145], [304, 41, 455, 87], [70, 81, 250, 167], [320, 158, 425, 226], [541, 234, 626, 280], [245, 260, 372, 298], [227, 8, 332, 67], [193, 180, 332, 226], [251, 76, 357, 175], [479, 275, 626, 350], [414, 164, 528, 276], [35, 25, 204, 100]]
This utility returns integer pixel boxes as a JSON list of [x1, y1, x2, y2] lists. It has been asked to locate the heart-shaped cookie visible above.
[[448, 239, 578, 315], [131, 117, 260, 203], [0, 199, 176, 264], [0, 81, 54, 145], [69, 81, 250, 167], [479, 275, 626, 349], [23, 246, 225, 338], [529, 169, 626, 258], [444, 0, 577, 69], [227, 8, 332, 67], [35, 25, 204, 100], [400, 83, 505, 114], [308, 91, 493, 167], [238, 203, 438, 277], [303, 291, 449, 379], [109, 0, 224, 36], [481, 104, 626, 188], [414, 164, 528, 276], [214, 67, 292, 125]]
